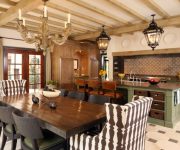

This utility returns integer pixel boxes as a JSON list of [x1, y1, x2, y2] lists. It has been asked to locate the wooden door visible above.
[[59, 58, 74, 84], [90, 59, 99, 78]]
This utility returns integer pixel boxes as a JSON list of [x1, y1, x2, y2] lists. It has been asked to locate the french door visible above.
[[4, 47, 44, 93]]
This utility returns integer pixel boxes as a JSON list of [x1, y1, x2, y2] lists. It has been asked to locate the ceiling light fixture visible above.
[[143, 14, 164, 50], [17, 0, 71, 55], [96, 25, 111, 53]]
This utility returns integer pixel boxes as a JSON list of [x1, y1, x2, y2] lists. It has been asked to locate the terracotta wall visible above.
[[124, 54, 180, 76], [51, 40, 99, 84]]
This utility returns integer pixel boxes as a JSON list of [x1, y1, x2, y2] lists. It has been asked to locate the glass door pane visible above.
[[7, 53, 22, 80], [29, 55, 42, 93]]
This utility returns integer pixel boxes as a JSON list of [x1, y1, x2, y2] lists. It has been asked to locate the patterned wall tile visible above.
[[124, 54, 180, 76]]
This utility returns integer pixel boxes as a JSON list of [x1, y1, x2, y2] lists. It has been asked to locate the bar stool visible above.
[[101, 81, 123, 103], [0, 106, 20, 150], [59, 89, 68, 97], [88, 94, 110, 105], [67, 91, 85, 101], [12, 111, 66, 150], [74, 79, 87, 93], [87, 80, 102, 95]]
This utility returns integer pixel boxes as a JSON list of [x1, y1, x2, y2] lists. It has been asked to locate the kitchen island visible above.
[[117, 81, 180, 128]]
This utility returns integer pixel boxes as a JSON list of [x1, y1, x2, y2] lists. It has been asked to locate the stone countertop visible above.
[[117, 80, 180, 91]]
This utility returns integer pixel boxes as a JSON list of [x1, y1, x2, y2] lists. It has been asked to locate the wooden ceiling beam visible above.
[[24, 14, 86, 33], [4, 22, 39, 33], [142, 0, 169, 18], [0, 0, 43, 26], [67, 0, 130, 25], [47, 2, 112, 27], [107, 0, 148, 22], [73, 15, 180, 40], [33, 9, 97, 31], [1, 0, 16, 6], [0, 7, 7, 12]]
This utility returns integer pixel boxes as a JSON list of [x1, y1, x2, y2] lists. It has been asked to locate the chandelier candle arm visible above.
[[18, 9, 22, 20], [22, 18, 25, 26], [68, 13, 71, 23], [43, 5, 47, 17]]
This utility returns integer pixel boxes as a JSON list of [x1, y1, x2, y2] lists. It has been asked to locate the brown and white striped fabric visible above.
[[1, 80, 26, 96], [0, 81, 5, 96], [70, 97, 153, 150]]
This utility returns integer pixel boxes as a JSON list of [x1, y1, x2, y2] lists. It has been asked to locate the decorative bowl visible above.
[[147, 77, 161, 85], [42, 90, 60, 98]]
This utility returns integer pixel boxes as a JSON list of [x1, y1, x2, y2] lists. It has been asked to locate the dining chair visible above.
[[0, 106, 20, 150], [1, 79, 26, 96], [59, 89, 68, 97], [67, 91, 85, 100], [87, 80, 101, 95], [12, 111, 66, 150], [70, 97, 153, 150], [101, 81, 123, 103], [74, 79, 87, 93], [88, 94, 110, 105]]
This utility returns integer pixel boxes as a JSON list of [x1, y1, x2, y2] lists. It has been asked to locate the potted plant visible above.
[[47, 80, 58, 89]]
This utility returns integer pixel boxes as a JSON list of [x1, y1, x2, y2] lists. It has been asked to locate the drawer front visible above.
[[149, 91, 165, 101], [134, 90, 148, 96], [151, 101, 164, 110], [150, 109, 164, 120]]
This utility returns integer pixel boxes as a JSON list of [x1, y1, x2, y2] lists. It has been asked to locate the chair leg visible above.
[[1, 134, 7, 150], [11, 139, 17, 150]]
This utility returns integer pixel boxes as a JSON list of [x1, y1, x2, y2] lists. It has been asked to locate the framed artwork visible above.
[[74, 59, 78, 70]]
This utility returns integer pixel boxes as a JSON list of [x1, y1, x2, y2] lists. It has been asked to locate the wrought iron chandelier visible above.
[[143, 14, 164, 50], [17, 0, 71, 55], [96, 25, 111, 53]]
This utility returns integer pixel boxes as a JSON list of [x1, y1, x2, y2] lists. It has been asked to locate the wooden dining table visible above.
[[0, 94, 106, 139]]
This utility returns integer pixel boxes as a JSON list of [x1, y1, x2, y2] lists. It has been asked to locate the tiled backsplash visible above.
[[124, 54, 180, 76]]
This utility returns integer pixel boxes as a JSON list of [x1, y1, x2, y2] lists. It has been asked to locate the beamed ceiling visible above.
[[0, 0, 180, 41]]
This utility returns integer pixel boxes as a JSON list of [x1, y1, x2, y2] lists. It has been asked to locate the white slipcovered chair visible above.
[[70, 97, 153, 150], [0, 79, 26, 96]]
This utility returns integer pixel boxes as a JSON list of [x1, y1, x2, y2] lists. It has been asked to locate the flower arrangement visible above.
[[99, 69, 106, 76]]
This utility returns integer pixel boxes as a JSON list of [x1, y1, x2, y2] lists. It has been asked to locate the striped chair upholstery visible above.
[[1, 80, 26, 96], [70, 97, 153, 150], [0, 81, 5, 97]]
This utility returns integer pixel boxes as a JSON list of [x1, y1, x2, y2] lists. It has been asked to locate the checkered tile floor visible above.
[[145, 122, 180, 150], [1, 122, 180, 150]]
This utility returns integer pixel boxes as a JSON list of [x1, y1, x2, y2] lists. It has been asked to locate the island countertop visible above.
[[117, 80, 180, 91]]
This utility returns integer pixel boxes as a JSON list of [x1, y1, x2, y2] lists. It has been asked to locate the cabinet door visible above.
[[59, 58, 73, 84]]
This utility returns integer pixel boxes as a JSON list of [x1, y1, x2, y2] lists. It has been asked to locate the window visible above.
[[4, 47, 44, 93]]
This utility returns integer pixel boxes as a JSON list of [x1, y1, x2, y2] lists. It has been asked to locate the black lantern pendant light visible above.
[[143, 14, 164, 50], [96, 25, 111, 52]]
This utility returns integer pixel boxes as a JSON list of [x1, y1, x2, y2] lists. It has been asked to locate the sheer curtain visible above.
[[46, 49, 51, 83]]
